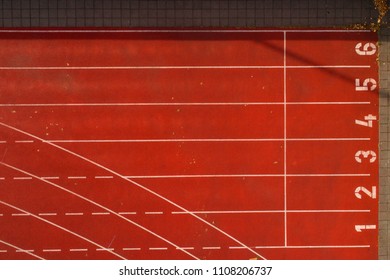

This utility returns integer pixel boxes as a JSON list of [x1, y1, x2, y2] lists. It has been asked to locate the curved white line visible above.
[[0, 239, 45, 260], [0, 199, 126, 260], [0, 121, 266, 260], [0, 162, 198, 260]]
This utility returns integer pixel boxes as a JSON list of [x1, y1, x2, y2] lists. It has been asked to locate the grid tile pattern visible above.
[[0, 0, 389, 260]]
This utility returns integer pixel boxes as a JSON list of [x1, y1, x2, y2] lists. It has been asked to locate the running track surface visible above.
[[0, 29, 379, 260]]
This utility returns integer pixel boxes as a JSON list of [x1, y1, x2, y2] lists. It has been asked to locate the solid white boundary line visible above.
[[0, 122, 266, 260], [0, 102, 371, 107], [0, 65, 370, 70], [228, 245, 370, 249], [0, 239, 45, 260], [0, 162, 199, 260], [0, 200, 127, 260], [283, 31, 288, 248], [171, 209, 371, 214]]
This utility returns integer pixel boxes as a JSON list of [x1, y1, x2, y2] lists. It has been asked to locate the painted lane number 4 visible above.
[[355, 114, 377, 127]]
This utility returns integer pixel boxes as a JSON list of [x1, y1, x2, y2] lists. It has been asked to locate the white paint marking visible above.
[[177, 247, 194, 250], [0, 161, 198, 260], [43, 249, 61, 252], [118, 212, 137, 215], [16, 249, 34, 253], [355, 225, 377, 232], [96, 248, 114, 251], [123, 248, 141, 251], [283, 31, 288, 248], [145, 212, 163, 215], [125, 173, 369, 179], [0, 141, 7, 143], [0, 199, 126, 259], [65, 213, 83, 216], [68, 176, 87, 179], [14, 140, 34, 143], [45, 137, 370, 143], [12, 213, 30, 216], [0, 123, 264, 260], [13, 177, 32, 180], [149, 247, 168, 251], [70, 249, 87, 252], [41, 176, 60, 180], [92, 212, 110, 216], [202, 246, 221, 250], [0, 250, 7, 253], [0, 177, 5, 180], [0, 239, 45, 260], [95, 176, 114, 179], [0, 65, 370, 70], [38, 213, 57, 216], [172, 209, 370, 214], [0, 101, 371, 107]]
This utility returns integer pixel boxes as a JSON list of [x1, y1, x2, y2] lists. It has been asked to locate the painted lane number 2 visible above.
[[353, 43, 377, 235]]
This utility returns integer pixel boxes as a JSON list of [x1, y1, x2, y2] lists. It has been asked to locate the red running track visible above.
[[0, 29, 378, 260]]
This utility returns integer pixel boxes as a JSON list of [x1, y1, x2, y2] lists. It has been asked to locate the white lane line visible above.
[[172, 209, 370, 214], [0, 177, 5, 180], [0, 101, 371, 107], [96, 248, 114, 251], [14, 140, 34, 143], [45, 137, 371, 143], [118, 212, 137, 215], [124, 173, 370, 179], [0, 199, 127, 260], [283, 30, 288, 248], [38, 213, 57, 216], [0, 161, 198, 260], [177, 247, 195, 250], [65, 213, 84, 216], [43, 249, 62, 252], [41, 176, 60, 180], [0, 124, 262, 260], [149, 247, 168, 251], [67, 176, 87, 179], [16, 249, 34, 253], [123, 248, 141, 251], [0, 250, 7, 253], [13, 177, 32, 180], [95, 176, 114, 179], [202, 247, 221, 250], [255, 245, 371, 249], [70, 249, 87, 252], [91, 212, 110, 216], [11, 213, 30, 216], [0, 239, 45, 260], [0, 141, 7, 143], [0, 65, 370, 70], [145, 212, 164, 215]]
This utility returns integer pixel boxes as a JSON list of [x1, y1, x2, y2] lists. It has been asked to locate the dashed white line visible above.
[[95, 176, 114, 179], [38, 213, 57, 216], [96, 248, 114, 251], [177, 247, 194, 250], [41, 176, 60, 180], [202, 246, 221, 250], [92, 212, 110, 216], [16, 249, 34, 253], [69, 248, 88, 252], [118, 212, 137, 215], [149, 247, 168, 251], [11, 213, 30, 216], [123, 248, 141, 251], [13, 177, 32, 180], [43, 249, 62, 252], [65, 213, 84, 216], [14, 140, 34, 143], [67, 176, 87, 179], [0, 250, 7, 253], [145, 211, 164, 215]]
